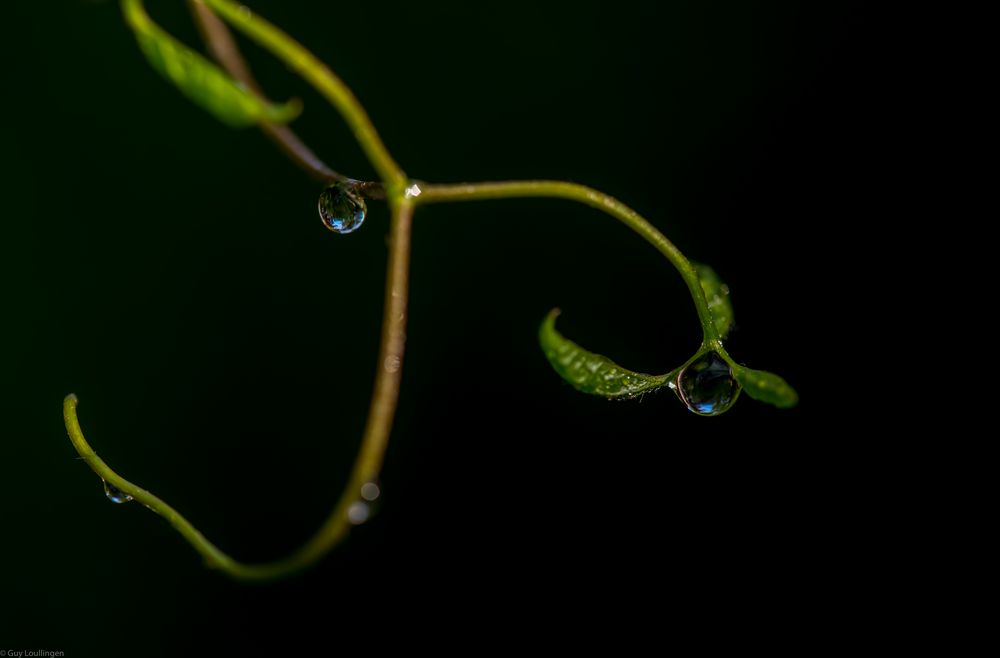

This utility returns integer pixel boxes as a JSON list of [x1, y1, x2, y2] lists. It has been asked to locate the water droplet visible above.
[[318, 183, 366, 234], [347, 501, 370, 525], [675, 351, 740, 416], [404, 183, 422, 198], [360, 481, 381, 501], [103, 480, 133, 504], [383, 355, 401, 373]]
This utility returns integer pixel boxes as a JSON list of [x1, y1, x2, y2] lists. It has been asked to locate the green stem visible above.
[[200, 0, 406, 190], [65, 196, 414, 581], [417, 181, 722, 345]]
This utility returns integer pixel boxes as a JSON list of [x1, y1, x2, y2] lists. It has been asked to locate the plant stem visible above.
[[64, 196, 414, 581], [281, 194, 413, 569], [418, 181, 722, 345], [201, 0, 406, 191], [66, 1, 740, 582], [188, 0, 340, 183]]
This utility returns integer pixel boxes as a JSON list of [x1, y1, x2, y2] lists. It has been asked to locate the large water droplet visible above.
[[318, 183, 366, 234], [103, 480, 133, 504], [676, 351, 740, 416]]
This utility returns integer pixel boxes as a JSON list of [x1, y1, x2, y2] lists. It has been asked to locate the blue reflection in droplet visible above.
[[676, 351, 740, 416], [318, 183, 366, 234]]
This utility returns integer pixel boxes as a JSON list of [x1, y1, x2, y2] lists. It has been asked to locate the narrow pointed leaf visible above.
[[733, 366, 798, 408], [538, 310, 669, 399], [695, 264, 734, 338], [121, 0, 301, 128]]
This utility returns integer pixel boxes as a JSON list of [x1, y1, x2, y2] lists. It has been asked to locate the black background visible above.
[[3, 0, 890, 652]]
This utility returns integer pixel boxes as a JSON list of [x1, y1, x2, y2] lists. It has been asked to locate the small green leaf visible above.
[[121, 0, 301, 128], [538, 309, 669, 399], [733, 366, 798, 408], [695, 264, 734, 338]]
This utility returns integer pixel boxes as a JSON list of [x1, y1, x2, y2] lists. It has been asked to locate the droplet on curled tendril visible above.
[[318, 182, 366, 234], [675, 351, 741, 416], [103, 480, 133, 504]]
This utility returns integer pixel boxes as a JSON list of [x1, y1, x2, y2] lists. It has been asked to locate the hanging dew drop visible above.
[[318, 182, 366, 234], [675, 351, 740, 416], [347, 501, 370, 525], [347, 481, 382, 524], [103, 480, 133, 504], [360, 481, 381, 502]]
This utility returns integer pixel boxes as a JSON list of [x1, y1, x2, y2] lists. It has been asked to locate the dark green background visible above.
[[4, 0, 879, 651]]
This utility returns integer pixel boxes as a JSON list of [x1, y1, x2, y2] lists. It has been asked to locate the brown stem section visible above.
[[359, 196, 413, 480], [189, 0, 341, 183]]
